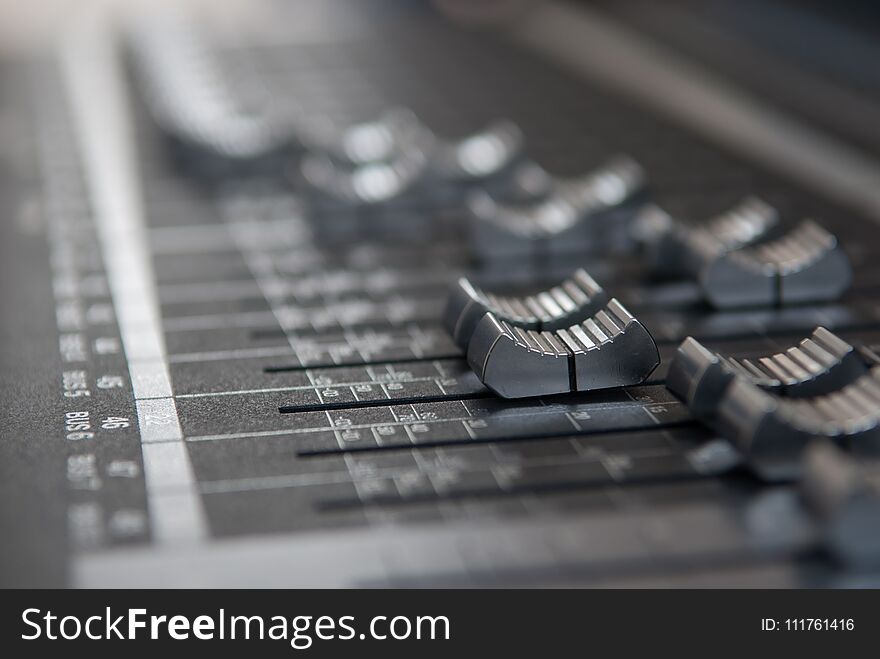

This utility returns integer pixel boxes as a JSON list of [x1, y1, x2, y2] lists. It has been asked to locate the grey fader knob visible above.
[[295, 107, 428, 165], [300, 148, 429, 205], [699, 220, 852, 308], [429, 120, 524, 182], [633, 196, 778, 276], [801, 441, 880, 567], [442, 269, 608, 349], [468, 155, 647, 257], [666, 327, 867, 416], [467, 298, 659, 399], [712, 367, 880, 481]]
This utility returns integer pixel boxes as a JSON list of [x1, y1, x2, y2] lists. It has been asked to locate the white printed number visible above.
[[100, 416, 130, 430]]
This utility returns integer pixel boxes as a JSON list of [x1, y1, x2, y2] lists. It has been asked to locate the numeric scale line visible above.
[[295, 419, 698, 457]]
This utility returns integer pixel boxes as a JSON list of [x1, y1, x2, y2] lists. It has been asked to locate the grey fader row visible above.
[[635, 198, 852, 308], [667, 329, 879, 480], [129, 13, 525, 189], [131, 13, 420, 163], [443, 269, 608, 349], [465, 298, 659, 399]]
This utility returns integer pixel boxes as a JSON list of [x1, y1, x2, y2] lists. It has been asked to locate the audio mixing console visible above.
[[2, 0, 880, 587]]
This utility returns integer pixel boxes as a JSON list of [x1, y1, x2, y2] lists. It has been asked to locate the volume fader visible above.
[[443, 269, 608, 349], [667, 328, 867, 416], [467, 299, 659, 398], [708, 368, 880, 480], [469, 155, 647, 257], [634, 196, 778, 276], [699, 220, 852, 308]]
